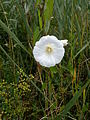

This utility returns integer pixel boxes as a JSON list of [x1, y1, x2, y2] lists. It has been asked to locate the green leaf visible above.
[[50, 67, 57, 74], [75, 14, 81, 41], [82, 104, 88, 113], [33, 26, 40, 45], [38, 9, 43, 30], [54, 0, 64, 37], [42, 83, 47, 90], [44, 0, 54, 33]]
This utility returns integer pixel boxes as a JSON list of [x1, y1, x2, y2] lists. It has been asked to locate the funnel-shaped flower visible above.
[[33, 35, 68, 67], [61, 40, 68, 46]]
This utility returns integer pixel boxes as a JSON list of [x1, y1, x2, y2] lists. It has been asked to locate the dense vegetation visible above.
[[0, 0, 90, 120]]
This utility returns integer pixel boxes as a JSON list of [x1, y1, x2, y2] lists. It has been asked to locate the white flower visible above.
[[33, 35, 68, 67], [61, 40, 68, 46]]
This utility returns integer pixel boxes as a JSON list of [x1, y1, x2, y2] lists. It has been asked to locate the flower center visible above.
[[46, 44, 53, 54]]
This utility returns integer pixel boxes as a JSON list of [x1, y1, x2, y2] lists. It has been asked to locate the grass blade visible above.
[[55, 79, 90, 119], [73, 41, 90, 59], [0, 19, 32, 57], [44, 0, 54, 33], [15, 0, 32, 37]]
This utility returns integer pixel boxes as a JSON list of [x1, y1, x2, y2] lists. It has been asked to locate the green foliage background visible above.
[[0, 0, 90, 120]]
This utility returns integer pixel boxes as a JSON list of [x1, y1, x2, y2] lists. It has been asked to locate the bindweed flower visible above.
[[33, 35, 68, 67], [61, 40, 68, 46]]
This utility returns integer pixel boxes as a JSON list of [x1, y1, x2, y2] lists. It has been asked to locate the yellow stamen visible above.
[[46, 44, 53, 53]]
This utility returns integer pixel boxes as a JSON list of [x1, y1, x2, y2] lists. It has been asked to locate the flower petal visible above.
[[39, 54, 56, 67], [60, 40, 68, 46], [53, 47, 65, 64], [33, 46, 44, 62]]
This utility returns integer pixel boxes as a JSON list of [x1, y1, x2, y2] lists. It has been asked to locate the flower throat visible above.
[[46, 45, 53, 53]]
